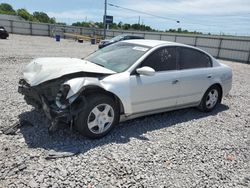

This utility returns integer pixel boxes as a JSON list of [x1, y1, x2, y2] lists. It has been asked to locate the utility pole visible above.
[[138, 16, 140, 25], [103, 0, 107, 39]]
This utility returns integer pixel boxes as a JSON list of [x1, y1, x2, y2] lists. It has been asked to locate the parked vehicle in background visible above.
[[0, 26, 9, 39], [18, 40, 232, 138], [98, 34, 144, 49]]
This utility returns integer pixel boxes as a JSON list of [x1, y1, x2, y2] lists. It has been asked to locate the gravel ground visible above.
[[0, 34, 249, 188]]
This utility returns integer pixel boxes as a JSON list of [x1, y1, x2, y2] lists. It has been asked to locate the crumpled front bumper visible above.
[[18, 79, 70, 124], [40, 96, 70, 121]]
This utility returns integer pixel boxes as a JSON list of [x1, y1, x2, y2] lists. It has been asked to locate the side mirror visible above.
[[136, 66, 155, 76]]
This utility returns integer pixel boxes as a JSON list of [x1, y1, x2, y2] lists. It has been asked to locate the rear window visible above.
[[179, 47, 212, 69]]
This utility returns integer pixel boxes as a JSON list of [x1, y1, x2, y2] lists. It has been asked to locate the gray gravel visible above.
[[0, 34, 249, 188]]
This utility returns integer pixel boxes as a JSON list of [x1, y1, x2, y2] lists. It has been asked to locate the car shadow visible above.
[[18, 104, 229, 156]]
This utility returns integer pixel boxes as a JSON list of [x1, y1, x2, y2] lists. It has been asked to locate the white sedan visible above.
[[18, 40, 232, 138]]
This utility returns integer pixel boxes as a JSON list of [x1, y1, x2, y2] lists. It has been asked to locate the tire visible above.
[[0, 35, 7, 39], [75, 94, 119, 139], [198, 85, 222, 112]]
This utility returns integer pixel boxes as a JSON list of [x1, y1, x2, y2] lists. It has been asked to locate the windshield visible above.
[[85, 42, 150, 72]]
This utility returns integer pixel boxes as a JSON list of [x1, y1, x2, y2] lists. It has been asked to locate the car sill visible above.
[[120, 102, 200, 122]]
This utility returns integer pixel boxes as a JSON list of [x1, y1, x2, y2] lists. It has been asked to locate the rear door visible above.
[[176, 47, 213, 106], [130, 47, 179, 113]]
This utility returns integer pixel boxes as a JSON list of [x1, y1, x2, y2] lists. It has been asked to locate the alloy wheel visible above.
[[87, 103, 115, 134], [206, 89, 219, 109]]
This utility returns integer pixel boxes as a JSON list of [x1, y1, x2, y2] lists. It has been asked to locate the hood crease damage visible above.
[[22, 57, 116, 86]]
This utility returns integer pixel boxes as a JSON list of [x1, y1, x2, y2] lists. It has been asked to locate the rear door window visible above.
[[179, 47, 212, 69]]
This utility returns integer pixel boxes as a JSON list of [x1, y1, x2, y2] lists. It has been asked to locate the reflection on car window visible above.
[[180, 47, 212, 69], [141, 47, 177, 71], [85, 42, 150, 72]]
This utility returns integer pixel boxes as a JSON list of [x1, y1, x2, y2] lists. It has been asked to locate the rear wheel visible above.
[[75, 94, 119, 138], [199, 85, 222, 112], [0, 35, 7, 39]]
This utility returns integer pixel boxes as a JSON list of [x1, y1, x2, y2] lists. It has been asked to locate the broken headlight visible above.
[[55, 84, 70, 109]]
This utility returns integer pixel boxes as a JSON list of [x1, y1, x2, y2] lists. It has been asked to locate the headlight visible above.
[[55, 84, 70, 109]]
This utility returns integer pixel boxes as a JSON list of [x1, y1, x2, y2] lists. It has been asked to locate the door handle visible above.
[[172, 80, 179, 84], [207, 75, 212, 78]]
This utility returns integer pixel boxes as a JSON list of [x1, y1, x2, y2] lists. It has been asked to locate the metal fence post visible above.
[[159, 33, 162, 40], [80, 28, 83, 35], [217, 38, 223, 58], [10, 20, 13, 33], [48, 24, 51, 36], [174, 35, 177, 42], [29, 22, 32, 35], [247, 50, 250, 64], [194, 36, 198, 46]]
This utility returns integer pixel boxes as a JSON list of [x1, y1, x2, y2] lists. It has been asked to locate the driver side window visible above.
[[141, 47, 177, 71]]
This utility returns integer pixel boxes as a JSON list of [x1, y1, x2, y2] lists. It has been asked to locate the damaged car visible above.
[[18, 40, 232, 138]]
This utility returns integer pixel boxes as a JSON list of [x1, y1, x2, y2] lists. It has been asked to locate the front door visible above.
[[129, 47, 179, 114]]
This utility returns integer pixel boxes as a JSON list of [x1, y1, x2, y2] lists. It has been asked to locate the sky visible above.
[[1, 0, 250, 36]]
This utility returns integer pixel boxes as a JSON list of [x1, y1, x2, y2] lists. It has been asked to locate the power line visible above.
[[108, 3, 180, 23], [108, 3, 220, 28], [107, 2, 250, 34]]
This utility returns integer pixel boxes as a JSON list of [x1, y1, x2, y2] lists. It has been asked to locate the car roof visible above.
[[122, 39, 185, 48], [121, 39, 214, 59]]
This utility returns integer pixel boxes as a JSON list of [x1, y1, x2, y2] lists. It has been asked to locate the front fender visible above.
[[64, 77, 103, 99], [64, 73, 132, 115]]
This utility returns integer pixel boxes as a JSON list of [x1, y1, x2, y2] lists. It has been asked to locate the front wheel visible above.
[[198, 85, 222, 112], [75, 94, 119, 139]]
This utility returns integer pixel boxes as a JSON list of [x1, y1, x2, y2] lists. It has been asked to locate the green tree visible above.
[[109, 23, 118, 29], [0, 3, 16, 15], [94, 22, 103, 28], [72, 21, 90, 27], [118, 21, 123, 29], [123, 23, 131, 30], [33, 11, 55, 23], [57, 22, 67, 26], [49, 17, 56, 24], [17, 8, 32, 21], [131, 24, 140, 30]]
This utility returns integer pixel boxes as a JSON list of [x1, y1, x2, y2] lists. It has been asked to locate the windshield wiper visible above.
[[85, 59, 105, 67], [93, 62, 105, 67]]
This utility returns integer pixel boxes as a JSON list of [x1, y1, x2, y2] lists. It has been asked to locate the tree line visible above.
[[72, 21, 157, 32], [0, 3, 203, 34], [0, 3, 56, 24]]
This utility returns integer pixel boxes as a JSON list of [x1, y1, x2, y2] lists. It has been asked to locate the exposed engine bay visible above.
[[18, 71, 112, 132]]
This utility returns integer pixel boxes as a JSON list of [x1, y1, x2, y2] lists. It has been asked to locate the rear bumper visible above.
[[0, 32, 9, 38], [222, 79, 232, 96]]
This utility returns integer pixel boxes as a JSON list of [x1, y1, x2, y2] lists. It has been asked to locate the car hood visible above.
[[22, 57, 116, 86]]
